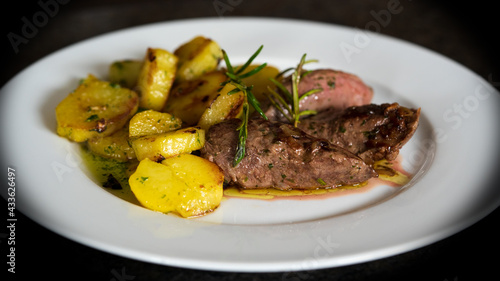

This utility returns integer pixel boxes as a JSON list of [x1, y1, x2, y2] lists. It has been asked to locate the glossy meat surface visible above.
[[201, 118, 377, 190]]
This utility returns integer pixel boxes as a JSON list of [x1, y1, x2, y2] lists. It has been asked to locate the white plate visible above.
[[2, 17, 500, 272]]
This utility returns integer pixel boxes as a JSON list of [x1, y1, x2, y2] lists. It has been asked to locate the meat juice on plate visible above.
[[81, 145, 411, 204]]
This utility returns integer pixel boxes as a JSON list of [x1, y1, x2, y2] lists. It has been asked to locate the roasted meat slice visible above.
[[264, 69, 374, 121], [201, 118, 377, 190], [298, 103, 421, 164]]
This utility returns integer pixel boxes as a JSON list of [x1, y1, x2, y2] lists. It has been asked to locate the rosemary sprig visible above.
[[267, 54, 321, 127], [222, 46, 268, 167]]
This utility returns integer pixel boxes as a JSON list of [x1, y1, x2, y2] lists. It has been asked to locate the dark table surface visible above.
[[2, 0, 500, 280]]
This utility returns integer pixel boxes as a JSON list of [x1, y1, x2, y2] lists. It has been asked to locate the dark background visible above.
[[2, 0, 499, 280]]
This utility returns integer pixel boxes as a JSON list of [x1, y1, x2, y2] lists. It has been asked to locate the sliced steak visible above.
[[264, 69, 374, 121], [201, 118, 377, 190], [298, 103, 421, 164]]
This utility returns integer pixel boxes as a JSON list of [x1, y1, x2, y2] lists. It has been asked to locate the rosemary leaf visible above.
[[275, 67, 295, 79], [222, 45, 268, 167], [247, 90, 268, 120], [226, 87, 242, 96], [222, 49, 234, 74], [299, 88, 322, 101], [269, 77, 293, 104], [226, 72, 240, 82], [238, 63, 268, 79], [235, 45, 264, 75], [299, 110, 318, 117], [234, 104, 249, 166], [266, 53, 321, 127]]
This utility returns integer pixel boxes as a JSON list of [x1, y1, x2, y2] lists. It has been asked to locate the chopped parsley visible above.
[[139, 176, 149, 184], [86, 114, 99, 122], [316, 178, 327, 186]]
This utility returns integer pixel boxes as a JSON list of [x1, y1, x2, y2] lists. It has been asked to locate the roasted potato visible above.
[[87, 125, 136, 161], [136, 48, 178, 111], [128, 110, 182, 138], [108, 59, 143, 89], [174, 36, 223, 82], [197, 83, 245, 131], [56, 74, 139, 142], [131, 126, 205, 161], [164, 70, 227, 126], [129, 155, 223, 218]]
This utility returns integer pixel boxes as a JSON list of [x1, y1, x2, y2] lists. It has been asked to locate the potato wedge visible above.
[[174, 36, 223, 82], [108, 59, 143, 89], [197, 83, 245, 131], [131, 127, 205, 161], [128, 110, 182, 138], [129, 155, 223, 218], [56, 74, 139, 142], [136, 48, 178, 111], [87, 125, 136, 161], [164, 71, 227, 126]]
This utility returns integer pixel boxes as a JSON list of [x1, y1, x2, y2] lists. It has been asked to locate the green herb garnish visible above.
[[221, 45, 268, 167], [86, 114, 99, 122], [267, 54, 321, 127], [316, 178, 327, 186]]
